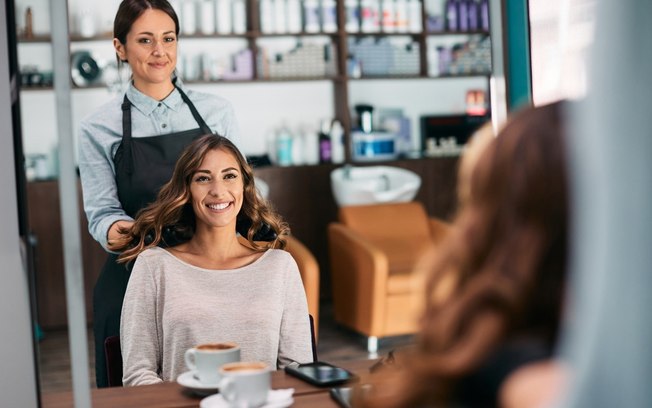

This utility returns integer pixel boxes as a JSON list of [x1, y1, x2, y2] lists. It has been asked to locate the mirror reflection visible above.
[[14, 0, 537, 399]]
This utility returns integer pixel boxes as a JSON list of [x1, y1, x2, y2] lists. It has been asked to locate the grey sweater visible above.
[[120, 247, 313, 386]]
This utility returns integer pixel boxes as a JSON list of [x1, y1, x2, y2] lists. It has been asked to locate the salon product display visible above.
[[347, 37, 420, 77], [180, 49, 254, 81], [257, 42, 337, 79], [428, 35, 491, 76], [426, 0, 490, 33]]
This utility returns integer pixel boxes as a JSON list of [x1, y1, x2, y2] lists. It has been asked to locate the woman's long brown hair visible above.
[[365, 102, 570, 407], [110, 134, 289, 263]]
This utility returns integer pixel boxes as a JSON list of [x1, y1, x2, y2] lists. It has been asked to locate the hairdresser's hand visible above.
[[107, 220, 134, 249]]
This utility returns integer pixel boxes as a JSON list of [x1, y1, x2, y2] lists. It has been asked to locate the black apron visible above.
[[93, 85, 210, 387]]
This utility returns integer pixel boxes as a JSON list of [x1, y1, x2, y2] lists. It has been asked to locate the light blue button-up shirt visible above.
[[78, 79, 240, 251]]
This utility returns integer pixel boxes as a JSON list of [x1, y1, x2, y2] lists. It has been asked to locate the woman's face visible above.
[[114, 8, 177, 93], [189, 148, 244, 231]]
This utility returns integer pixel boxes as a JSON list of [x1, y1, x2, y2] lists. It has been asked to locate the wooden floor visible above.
[[36, 302, 414, 394]]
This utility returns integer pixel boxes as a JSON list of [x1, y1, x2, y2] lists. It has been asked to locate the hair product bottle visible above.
[[286, 0, 303, 33], [200, 0, 216, 34], [319, 119, 333, 163], [408, 0, 422, 32], [345, 0, 360, 32], [445, 0, 458, 31], [232, 0, 247, 34], [322, 0, 338, 33], [381, 0, 396, 33], [216, 0, 233, 34], [330, 120, 346, 164], [182, 0, 198, 35], [260, 0, 275, 33], [273, 0, 288, 33], [303, 0, 321, 33]]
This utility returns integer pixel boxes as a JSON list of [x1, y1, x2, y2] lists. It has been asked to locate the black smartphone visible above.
[[330, 387, 353, 408], [284, 361, 357, 387]]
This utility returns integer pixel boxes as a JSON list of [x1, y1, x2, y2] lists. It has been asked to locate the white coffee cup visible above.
[[184, 342, 240, 385], [218, 361, 271, 408]]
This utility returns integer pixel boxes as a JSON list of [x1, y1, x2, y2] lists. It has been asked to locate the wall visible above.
[[15, 0, 488, 161]]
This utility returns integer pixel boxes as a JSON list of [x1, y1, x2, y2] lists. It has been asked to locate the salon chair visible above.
[[328, 201, 449, 353]]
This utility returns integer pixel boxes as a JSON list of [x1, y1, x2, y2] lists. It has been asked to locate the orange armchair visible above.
[[328, 201, 449, 353]]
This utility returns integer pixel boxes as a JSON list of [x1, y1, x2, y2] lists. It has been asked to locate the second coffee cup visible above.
[[218, 362, 271, 408], [184, 342, 240, 385]]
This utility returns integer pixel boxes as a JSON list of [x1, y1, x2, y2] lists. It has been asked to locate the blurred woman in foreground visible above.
[[363, 102, 570, 407]]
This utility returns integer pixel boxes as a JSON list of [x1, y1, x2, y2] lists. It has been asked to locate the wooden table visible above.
[[41, 359, 374, 408]]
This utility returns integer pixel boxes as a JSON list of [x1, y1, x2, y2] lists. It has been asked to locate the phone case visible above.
[[284, 362, 357, 387]]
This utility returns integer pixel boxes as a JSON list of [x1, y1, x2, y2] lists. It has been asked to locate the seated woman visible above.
[[362, 101, 570, 408], [112, 134, 313, 386]]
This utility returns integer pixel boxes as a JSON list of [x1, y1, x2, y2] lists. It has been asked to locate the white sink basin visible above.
[[330, 165, 422, 207]]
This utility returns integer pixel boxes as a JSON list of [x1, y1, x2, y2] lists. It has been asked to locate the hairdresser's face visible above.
[[114, 9, 177, 94], [189, 148, 244, 232]]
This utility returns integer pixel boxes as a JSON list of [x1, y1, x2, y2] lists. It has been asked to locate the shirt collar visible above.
[[125, 78, 186, 115]]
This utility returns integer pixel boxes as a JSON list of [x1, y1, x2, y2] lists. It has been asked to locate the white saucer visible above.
[[200, 388, 294, 408], [177, 371, 220, 396]]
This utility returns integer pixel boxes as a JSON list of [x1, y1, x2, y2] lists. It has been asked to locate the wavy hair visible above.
[[364, 102, 570, 407], [111, 134, 289, 263]]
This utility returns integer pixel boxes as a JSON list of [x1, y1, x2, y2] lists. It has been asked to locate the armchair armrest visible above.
[[285, 235, 320, 335], [328, 223, 389, 336]]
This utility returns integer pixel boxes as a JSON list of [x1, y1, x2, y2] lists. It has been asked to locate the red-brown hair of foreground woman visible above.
[[109, 134, 289, 263], [360, 102, 570, 407]]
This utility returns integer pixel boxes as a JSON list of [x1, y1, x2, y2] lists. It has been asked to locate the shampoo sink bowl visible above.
[[331, 165, 422, 207]]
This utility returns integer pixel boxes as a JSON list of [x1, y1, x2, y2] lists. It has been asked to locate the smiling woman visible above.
[[110, 134, 313, 385], [77, 0, 241, 387], [113, 8, 178, 99]]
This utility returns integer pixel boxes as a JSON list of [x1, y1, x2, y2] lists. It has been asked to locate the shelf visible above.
[[19, 85, 54, 91], [348, 73, 490, 80], [17, 34, 52, 43], [431, 73, 492, 79], [346, 32, 422, 37], [254, 32, 340, 38], [188, 76, 343, 84], [426, 30, 490, 36]]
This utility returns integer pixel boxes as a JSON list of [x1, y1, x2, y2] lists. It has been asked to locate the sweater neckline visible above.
[[154, 246, 272, 272]]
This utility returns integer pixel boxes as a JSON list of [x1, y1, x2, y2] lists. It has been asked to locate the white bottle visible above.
[[407, 0, 422, 32], [79, 8, 96, 38], [303, 0, 321, 33], [216, 0, 232, 34], [260, 0, 275, 33], [394, 0, 408, 32], [344, 0, 360, 33], [200, 0, 216, 34], [360, 0, 380, 33], [302, 127, 320, 165], [291, 129, 305, 165], [232, 0, 247, 33], [321, 0, 338, 33], [330, 120, 345, 164], [381, 0, 396, 33], [273, 0, 287, 33], [286, 0, 302, 33], [182, 0, 197, 35]]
